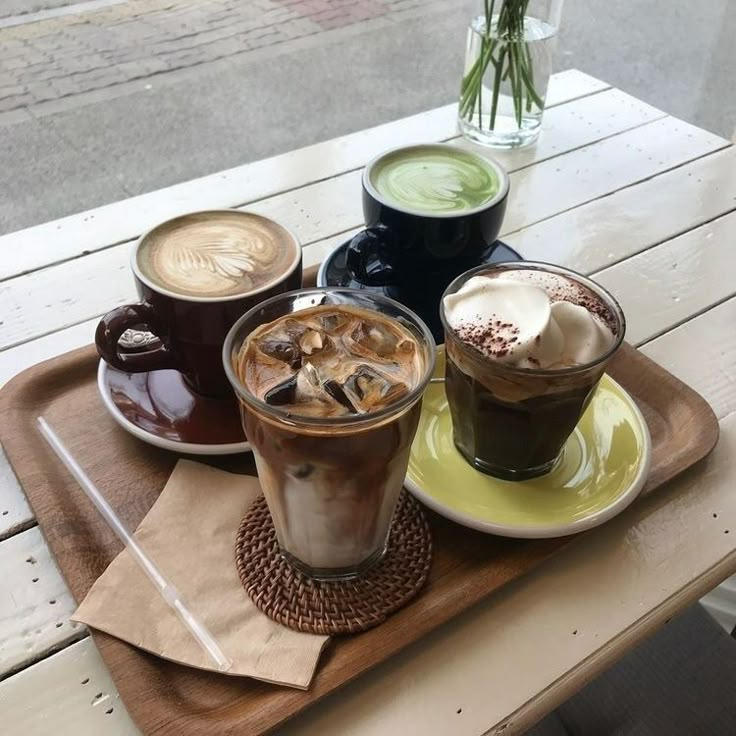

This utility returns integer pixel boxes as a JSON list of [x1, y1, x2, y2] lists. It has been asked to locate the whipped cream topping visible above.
[[443, 271, 616, 369]]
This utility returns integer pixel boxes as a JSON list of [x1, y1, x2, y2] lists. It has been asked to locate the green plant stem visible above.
[[490, 47, 505, 127], [524, 41, 535, 112]]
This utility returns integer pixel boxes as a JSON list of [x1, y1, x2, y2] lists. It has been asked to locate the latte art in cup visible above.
[[369, 146, 500, 214], [136, 211, 300, 299]]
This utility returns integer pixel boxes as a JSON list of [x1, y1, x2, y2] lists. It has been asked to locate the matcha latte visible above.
[[369, 145, 501, 214]]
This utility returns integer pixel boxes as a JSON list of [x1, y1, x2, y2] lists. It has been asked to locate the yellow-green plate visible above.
[[405, 347, 652, 539]]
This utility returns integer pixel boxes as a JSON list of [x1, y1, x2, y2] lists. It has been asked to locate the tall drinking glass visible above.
[[223, 288, 435, 580]]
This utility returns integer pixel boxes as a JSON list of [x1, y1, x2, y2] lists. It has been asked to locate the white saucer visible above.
[[97, 361, 251, 456]]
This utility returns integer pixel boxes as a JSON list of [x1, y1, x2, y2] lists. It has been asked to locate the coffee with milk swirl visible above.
[[136, 211, 299, 299]]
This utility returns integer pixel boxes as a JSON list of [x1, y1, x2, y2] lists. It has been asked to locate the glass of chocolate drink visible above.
[[441, 262, 625, 481], [223, 289, 436, 580]]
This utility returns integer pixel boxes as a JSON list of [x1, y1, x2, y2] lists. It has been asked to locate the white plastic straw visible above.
[[37, 417, 232, 673]]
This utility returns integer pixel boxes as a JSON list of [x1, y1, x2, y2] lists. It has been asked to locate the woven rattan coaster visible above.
[[235, 491, 432, 635]]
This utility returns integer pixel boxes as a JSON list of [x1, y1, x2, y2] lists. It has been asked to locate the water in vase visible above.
[[459, 15, 558, 148]]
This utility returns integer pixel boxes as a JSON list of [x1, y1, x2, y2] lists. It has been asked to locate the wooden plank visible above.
[[501, 116, 728, 234], [539, 69, 610, 107], [0, 79, 724, 700], [0, 526, 84, 677], [505, 145, 736, 272], [0, 115, 725, 352], [457, 87, 664, 173], [0, 70, 610, 281], [0, 319, 99, 388], [640, 295, 736, 421], [1, 249, 135, 351], [0, 638, 138, 736], [594, 210, 736, 345], [700, 575, 736, 632], [0, 446, 32, 540], [302, 228, 361, 270]]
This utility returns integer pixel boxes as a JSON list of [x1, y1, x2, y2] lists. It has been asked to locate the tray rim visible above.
[[0, 340, 720, 735]]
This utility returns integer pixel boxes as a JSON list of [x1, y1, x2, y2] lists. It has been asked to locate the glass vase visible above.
[[458, 0, 564, 149]]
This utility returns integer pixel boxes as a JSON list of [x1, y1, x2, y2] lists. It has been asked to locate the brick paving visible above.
[[0, 0, 426, 113]]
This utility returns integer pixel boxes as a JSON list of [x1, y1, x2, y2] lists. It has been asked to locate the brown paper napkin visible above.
[[72, 459, 328, 689]]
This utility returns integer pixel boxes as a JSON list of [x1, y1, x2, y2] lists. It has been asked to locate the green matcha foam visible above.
[[370, 146, 500, 214]]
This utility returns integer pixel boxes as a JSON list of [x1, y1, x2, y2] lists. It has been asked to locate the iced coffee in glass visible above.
[[223, 288, 435, 580], [441, 262, 625, 480]]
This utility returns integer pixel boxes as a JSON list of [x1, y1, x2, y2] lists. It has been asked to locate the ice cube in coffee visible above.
[[224, 290, 435, 580], [440, 262, 625, 480]]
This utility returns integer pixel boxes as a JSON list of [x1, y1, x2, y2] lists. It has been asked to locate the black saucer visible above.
[[317, 238, 523, 340], [317, 238, 522, 293]]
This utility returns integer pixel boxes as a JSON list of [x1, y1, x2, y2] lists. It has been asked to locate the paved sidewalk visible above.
[[0, 0, 424, 114]]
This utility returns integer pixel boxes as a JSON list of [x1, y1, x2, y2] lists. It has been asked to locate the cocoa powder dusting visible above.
[[455, 317, 521, 359]]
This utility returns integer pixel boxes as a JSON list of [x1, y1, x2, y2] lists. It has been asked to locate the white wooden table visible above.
[[2, 70, 736, 736]]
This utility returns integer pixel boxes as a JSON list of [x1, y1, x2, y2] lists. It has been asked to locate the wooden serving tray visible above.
[[0, 335, 718, 734]]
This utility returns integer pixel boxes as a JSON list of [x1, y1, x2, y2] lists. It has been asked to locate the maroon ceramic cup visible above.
[[95, 210, 302, 397]]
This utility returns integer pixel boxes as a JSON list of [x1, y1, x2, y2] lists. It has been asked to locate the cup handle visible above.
[[346, 226, 398, 286], [95, 303, 179, 373]]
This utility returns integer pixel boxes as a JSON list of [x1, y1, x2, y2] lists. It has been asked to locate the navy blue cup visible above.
[[346, 144, 510, 333]]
